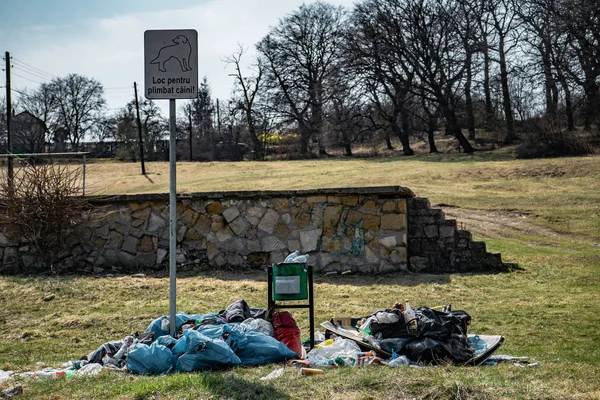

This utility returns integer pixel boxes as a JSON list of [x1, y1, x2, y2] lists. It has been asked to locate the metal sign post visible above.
[[144, 29, 198, 336]]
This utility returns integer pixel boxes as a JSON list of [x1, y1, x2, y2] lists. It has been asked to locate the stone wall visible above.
[[0, 186, 507, 274]]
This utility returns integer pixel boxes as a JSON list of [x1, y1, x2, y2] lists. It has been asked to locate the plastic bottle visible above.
[[404, 301, 417, 332], [284, 250, 299, 263]]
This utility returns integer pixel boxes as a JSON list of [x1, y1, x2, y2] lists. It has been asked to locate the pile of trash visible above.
[[304, 302, 500, 369], [4, 299, 301, 379]]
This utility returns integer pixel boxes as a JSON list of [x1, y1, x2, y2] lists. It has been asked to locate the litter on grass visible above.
[[15, 297, 530, 379]]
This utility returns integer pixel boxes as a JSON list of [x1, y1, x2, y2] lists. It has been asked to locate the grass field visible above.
[[1, 151, 599, 399]]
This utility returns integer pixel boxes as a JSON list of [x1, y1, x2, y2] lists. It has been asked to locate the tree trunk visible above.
[[482, 44, 494, 131], [344, 142, 353, 156], [541, 42, 558, 118], [398, 108, 415, 155], [427, 116, 438, 153], [583, 77, 599, 132], [441, 107, 474, 153], [384, 130, 393, 150], [558, 76, 576, 131], [465, 51, 476, 140], [498, 34, 516, 144]]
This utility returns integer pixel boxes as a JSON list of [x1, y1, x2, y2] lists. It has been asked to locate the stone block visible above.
[[106, 232, 124, 249], [148, 213, 167, 233], [185, 229, 202, 241], [177, 226, 187, 242], [190, 201, 205, 213], [410, 256, 429, 272], [281, 213, 292, 224], [91, 236, 107, 248], [440, 225, 456, 238], [216, 227, 234, 242], [247, 206, 265, 219], [424, 225, 439, 238], [292, 211, 309, 228], [207, 242, 219, 260], [118, 251, 137, 267], [258, 209, 280, 234], [397, 200, 407, 213], [341, 195, 359, 206], [306, 195, 327, 204], [180, 209, 199, 227], [224, 238, 246, 253], [261, 236, 287, 252], [346, 210, 363, 225], [223, 206, 240, 223], [248, 240, 262, 253], [194, 214, 211, 233], [409, 198, 430, 212], [157, 248, 168, 264], [381, 213, 405, 230], [323, 205, 343, 234], [362, 214, 380, 232], [246, 215, 260, 226], [322, 237, 341, 253], [390, 247, 407, 263], [471, 241, 487, 253], [205, 201, 222, 214], [378, 260, 397, 273], [131, 218, 146, 228], [378, 235, 397, 248], [365, 246, 379, 263], [300, 229, 322, 252], [132, 207, 151, 220], [122, 236, 138, 255], [211, 215, 225, 232], [138, 235, 154, 252], [275, 223, 290, 237], [382, 201, 396, 212], [361, 200, 376, 212], [287, 239, 300, 252], [229, 217, 249, 236], [274, 198, 289, 211], [95, 224, 110, 239], [327, 195, 341, 204]]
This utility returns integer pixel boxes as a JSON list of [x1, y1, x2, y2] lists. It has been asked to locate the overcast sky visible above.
[[1, 0, 355, 115]]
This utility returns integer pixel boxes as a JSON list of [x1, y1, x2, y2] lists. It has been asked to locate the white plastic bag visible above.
[[307, 338, 362, 366]]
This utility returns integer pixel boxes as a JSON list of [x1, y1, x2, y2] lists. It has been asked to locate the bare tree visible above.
[[48, 74, 106, 149], [487, 0, 520, 144], [257, 1, 346, 156], [359, 0, 475, 152], [346, 2, 415, 155], [224, 45, 265, 159]]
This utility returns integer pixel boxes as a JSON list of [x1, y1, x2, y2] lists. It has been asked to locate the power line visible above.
[[12, 65, 52, 82], [11, 57, 57, 78], [11, 72, 43, 85]]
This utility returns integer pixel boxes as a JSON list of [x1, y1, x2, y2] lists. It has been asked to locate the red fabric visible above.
[[272, 311, 302, 356]]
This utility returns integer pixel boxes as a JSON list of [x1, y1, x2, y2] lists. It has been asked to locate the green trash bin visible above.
[[272, 262, 308, 301]]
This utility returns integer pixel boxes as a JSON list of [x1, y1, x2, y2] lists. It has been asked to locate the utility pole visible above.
[[133, 82, 146, 175], [216, 98, 222, 139], [188, 104, 193, 161], [4, 51, 13, 191]]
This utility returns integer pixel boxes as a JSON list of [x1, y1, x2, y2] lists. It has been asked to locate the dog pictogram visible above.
[[150, 35, 193, 72]]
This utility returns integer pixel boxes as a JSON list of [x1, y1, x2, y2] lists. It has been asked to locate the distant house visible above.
[[12, 111, 47, 154]]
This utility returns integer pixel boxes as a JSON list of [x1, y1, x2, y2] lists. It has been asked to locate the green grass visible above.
[[1, 152, 599, 399]]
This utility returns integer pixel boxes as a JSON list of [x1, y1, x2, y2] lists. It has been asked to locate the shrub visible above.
[[517, 117, 593, 159], [0, 162, 90, 273]]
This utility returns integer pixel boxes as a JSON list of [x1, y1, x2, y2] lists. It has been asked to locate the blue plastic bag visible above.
[[127, 342, 176, 374], [224, 324, 298, 365], [145, 313, 196, 338], [173, 330, 241, 372]]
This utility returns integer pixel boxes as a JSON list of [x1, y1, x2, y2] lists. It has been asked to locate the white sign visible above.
[[144, 29, 198, 99]]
